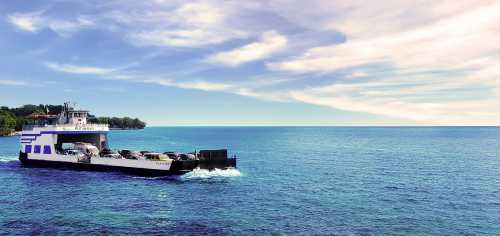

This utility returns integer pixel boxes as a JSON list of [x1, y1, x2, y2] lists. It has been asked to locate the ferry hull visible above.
[[19, 152, 195, 176], [19, 152, 236, 177]]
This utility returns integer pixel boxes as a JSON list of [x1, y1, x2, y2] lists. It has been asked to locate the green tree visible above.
[[30, 109, 47, 116], [122, 117, 133, 128], [132, 118, 146, 129], [15, 116, 27, 131], [0, 110, 16, 136], [46, 105, 63, 115], [97, 117, 109, 124], [109, 117, 123, 128], [10, 105, 38, 116]]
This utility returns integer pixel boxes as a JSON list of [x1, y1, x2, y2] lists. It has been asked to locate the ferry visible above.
[[18, 103, 236, 176]]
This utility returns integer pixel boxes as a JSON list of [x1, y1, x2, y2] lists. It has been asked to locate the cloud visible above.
[[125, 2, 247, 47], [44, 60, 289, 102], [47, 16, 94, 36], [205, 31, 287, 66], [288, 67, 500, 124], [45, 62, 116, 75], [347, 71, 368, 78], [129, 28, 243, 48], [0, 80, 28, 86], [290, 85, 500, 125], [8, 2, 249, 47], [7, 11, 94, 36], [145, 78, 233, 92], [262, 0, 500, 124], [96, 87, 127, 93], [269, 1, 500, 74], [45, 61, 233, 92], [7, 12, 41, 32]]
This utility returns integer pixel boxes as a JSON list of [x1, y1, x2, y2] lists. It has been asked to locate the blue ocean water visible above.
[[1, 127, 500, 235]]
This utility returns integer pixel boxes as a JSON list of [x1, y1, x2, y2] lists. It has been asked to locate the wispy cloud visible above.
[[265, 0, 500, 123], [288, 68, 500, 124], [96, 87, 127, 93], [0, 80, 28, 86], [8, 2, 249, 47], [7, 12, 42, 32], [205, 31, 287, 66], [45, 61, 233, 92], [124, 2, 247, 47], [45, 62, 116, 75], [144, 78, 233, 92], [45, 60, 289, 102], [269, 2, 500, 74], [7, 11, 94, 36]]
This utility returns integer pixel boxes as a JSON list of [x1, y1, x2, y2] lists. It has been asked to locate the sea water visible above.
[[1, 127, 499, 235]]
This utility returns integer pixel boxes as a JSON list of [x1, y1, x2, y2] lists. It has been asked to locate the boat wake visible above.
[[181, 168, 242, 180], [0, 155, 20, 169], [0, 155, 17, 162], [129, 168, 242, 181]]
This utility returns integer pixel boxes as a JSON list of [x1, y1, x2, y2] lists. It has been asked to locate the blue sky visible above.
[[1, 1, 499, 125]]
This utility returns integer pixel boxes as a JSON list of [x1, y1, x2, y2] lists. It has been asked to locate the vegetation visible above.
[[0, 104, 146, 136], [0, 110, 16, 136], [87, 116, 146, 129]]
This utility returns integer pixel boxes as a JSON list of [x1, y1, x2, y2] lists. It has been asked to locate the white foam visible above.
[[131, 175, 178, 180], [181, 168, 242, 180], [0, 155, 17, 162]]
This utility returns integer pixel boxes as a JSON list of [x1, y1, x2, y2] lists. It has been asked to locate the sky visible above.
[[1, 0, 499, 126]]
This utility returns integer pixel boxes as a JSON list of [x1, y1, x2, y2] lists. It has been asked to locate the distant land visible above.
[[0, 104, 146, 136]]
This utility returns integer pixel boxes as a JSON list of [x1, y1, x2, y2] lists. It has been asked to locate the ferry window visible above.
[[25, 145, 32, 153], [34, 145, 41, 154], [43, 145, 52, 154]]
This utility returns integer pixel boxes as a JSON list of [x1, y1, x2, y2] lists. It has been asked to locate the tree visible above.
[[92, 116, 146, 129], [122, 117, 133, 128], [132, 118, 146, 129], [109, 117, 123, 128], [10, 105, 38, 116], [30, 109, 46, 116], [46, 105, 63, 115], [0, 110, 16, 136], [97, 117, 109, 124], [15, 116, 27, 131]]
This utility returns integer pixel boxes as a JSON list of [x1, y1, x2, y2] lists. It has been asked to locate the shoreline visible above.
[[109, 128, 145, 130], [0, 131, 21, 137]]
